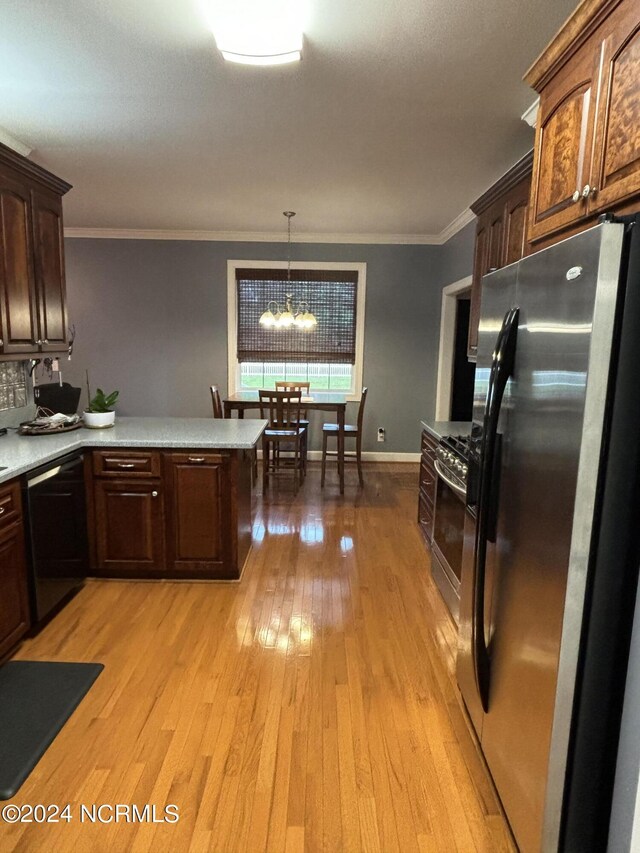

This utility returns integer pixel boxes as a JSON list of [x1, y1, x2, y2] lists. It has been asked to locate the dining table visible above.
[[223, 391, 350, 494]]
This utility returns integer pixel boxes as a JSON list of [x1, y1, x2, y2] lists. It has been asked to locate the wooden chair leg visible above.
[[356, 434, 364, 487], [321, 431, 328, 486], [262, 438, 269, 488]]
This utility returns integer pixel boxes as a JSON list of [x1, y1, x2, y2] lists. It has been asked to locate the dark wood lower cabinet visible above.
[[88, 447, 253, 580], [418, 430, 438, 546], [0, 502, 30, 660], [164, 452, 233, 579], [93, 479, 165, 576]]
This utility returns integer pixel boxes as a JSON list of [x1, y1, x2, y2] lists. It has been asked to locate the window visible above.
[[227, 261, 366, 399]]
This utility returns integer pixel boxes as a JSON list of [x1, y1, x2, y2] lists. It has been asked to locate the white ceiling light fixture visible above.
[[204, 0, 305, 66]]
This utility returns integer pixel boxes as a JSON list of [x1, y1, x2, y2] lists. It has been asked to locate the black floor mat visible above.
[[0, 660, 103, 800]]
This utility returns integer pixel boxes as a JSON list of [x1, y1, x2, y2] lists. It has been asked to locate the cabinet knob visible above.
[[572, 189, 581, 203], [36, 339, 42, 345], [0, 339, 3, 347], [589, 185, 598, 198], [151, 491, 158, 498], [581, 184, 592, 199], [44, 339, 49, 344]]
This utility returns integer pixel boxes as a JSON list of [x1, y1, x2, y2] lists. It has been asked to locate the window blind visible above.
[[236, 268, 358, 364]]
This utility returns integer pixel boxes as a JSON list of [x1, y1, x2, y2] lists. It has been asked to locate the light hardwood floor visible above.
[[2, 464, 515, 852]]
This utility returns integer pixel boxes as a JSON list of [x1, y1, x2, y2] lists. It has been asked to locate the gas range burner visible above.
[[435, 434, 471, 487]]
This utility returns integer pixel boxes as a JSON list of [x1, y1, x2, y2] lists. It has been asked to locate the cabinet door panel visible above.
[[530, 83, 593, 238], [591, 21, 640, 212], [164, 453, 233, 578], [504, 177, 532, 265], [0, 521, 30, 660], [467, 218, 489, 358], [0, 173, 38, 353], [31, 188, 68, 351], [94, 480, 164, 574]]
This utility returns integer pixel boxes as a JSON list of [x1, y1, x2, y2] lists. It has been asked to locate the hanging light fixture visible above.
[[259, 212, 318, 330]]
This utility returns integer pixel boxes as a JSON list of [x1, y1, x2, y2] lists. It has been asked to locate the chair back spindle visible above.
[[210, 385, 223, 419]]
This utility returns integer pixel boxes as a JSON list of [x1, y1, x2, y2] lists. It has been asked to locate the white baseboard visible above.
[[256, 449, 420, 462]]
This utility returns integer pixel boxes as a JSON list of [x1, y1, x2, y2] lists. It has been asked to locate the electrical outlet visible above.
[[377, 427, 385, 442]]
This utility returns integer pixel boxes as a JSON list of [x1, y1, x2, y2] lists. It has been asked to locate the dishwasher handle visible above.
[[26, 454, 84, 488]]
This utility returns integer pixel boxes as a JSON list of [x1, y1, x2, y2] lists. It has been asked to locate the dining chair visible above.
[[211, 383, 258, 484], [275, 381, 310, 472], [210, 385, 223, 418], [259, 389, 306, 493], [321, 387, 368, 488]]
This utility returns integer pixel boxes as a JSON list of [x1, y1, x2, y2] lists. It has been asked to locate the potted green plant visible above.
[[83, 373, 119, 428]]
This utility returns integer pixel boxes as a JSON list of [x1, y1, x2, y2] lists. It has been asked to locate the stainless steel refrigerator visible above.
[[456, 217, 640, 852]]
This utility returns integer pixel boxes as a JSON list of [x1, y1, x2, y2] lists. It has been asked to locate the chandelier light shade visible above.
[[258, 212, 318, 330], [204, 0, 305, 66]]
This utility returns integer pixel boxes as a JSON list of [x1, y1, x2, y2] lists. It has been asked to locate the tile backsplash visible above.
[[0, 362, 28, 411]]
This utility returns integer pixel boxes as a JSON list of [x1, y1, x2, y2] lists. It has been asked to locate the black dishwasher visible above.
[[22, 452, 89, 624]]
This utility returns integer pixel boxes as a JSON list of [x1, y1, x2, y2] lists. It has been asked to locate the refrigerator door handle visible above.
[[473, 306, 519, 712]]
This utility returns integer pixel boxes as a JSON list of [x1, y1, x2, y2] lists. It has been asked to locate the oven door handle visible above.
[[434, 459, 467, 498]]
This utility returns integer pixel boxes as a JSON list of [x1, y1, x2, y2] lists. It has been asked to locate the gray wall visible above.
[[439, 221, 476, 286], [63, 236, 470, 453]]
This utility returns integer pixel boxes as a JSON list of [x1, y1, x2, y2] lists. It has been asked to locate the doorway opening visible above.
[[435, 276, 476, 422]]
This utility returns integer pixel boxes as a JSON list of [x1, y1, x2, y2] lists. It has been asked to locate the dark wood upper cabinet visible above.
[[31, 188, 68, 352], [0, 142, 71, 357], [0, 173, 39, 353], [0, 481, 30, 661], [525, 0, 640, 245], [467, 153, 533, 358]]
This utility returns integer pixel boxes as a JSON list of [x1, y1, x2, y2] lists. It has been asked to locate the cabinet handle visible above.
[[117, 463, 135, 469], [572, 189, 581, 203], [0, 507, 5, 516], [151, 491, 158, 498], [188, 456, 206, 463]]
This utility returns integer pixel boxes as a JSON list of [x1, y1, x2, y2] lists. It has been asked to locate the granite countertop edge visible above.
[[420, 420, 473, 441], [0, 417, 267, 484]]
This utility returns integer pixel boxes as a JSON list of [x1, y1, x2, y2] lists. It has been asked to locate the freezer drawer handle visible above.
[[472, 306, 519, 713]]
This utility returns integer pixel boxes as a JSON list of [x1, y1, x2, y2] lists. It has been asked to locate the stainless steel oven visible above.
[[430, 439, 469, 623]]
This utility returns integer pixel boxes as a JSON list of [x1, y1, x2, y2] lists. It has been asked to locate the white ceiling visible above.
[[1, 0, 578, 240]]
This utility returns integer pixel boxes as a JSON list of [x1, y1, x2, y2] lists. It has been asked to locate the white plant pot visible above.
[[83, 410, 115, 429]]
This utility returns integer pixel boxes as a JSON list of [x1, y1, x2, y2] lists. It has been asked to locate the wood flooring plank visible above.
[[2, 464, 515, 853]]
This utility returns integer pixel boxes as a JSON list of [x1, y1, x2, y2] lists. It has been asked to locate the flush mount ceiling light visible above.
[[204, 0, 305, 66]]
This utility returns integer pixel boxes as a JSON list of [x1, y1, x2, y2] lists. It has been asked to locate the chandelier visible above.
[[259, 212, 318, 330]]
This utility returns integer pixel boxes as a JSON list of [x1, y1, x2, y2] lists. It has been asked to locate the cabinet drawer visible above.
[[0, 481, 22, 530], [421, 430, 438, 455], [93, 450, 161, 478], [418, 494, 433, 543], [167, 451, 229, 466], [419, 462, 436, 501]]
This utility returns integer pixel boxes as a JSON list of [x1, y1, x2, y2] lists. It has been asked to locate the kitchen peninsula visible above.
[[0, 417, 265, 661]]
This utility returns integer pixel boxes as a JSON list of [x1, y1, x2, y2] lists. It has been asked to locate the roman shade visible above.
[[236, 268, 358, 363]]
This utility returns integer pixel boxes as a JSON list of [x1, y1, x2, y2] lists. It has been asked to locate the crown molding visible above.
[[0, 127, 32, 158], [63, 226, 444, 244], [63, 209, 476, 246], [521, 98, 540, 129], [436, 208, 476, 243]]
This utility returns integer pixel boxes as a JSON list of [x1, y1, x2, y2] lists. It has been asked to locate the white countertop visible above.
[[0, 417, 267, 483]]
